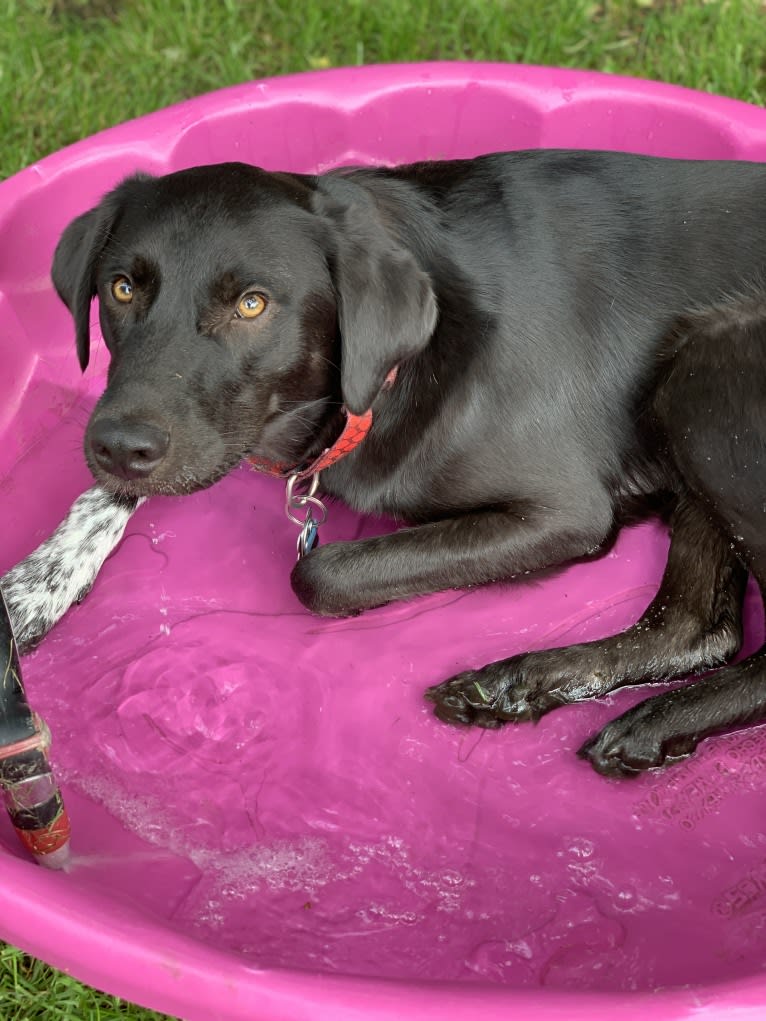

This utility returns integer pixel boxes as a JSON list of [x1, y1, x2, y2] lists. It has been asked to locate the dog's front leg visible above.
[[290, 506, 606, 617]]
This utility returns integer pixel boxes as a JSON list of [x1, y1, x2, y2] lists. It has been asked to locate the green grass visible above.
[[1, 0, 765, 178], [1, 0, 765, 1017], [0, 943, 173, 1020]]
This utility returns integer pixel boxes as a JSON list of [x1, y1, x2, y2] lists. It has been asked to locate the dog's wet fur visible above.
[[48, 152, 766, 776]]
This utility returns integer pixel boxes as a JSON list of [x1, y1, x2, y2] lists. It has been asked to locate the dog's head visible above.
[[52, 163, 437, 496]]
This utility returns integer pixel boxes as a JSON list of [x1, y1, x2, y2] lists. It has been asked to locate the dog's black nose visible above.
[[88, 418, 170, 480]]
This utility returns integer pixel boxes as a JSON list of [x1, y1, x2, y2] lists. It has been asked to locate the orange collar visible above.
[[248, 367, 398, 481]]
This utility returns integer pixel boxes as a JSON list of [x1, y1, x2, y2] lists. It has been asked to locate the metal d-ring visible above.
[[285, 473, 329, 559], [284, 473, 328, 528]]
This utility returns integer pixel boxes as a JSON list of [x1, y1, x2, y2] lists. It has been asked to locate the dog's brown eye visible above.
[[236, 292, 267, 319], [111, 277, 134, 304]]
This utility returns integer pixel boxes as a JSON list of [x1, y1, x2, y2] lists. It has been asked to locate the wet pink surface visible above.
[[1, 63, 766, 1021]]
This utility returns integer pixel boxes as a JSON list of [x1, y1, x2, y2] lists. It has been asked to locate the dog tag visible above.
[[285, 473, 327, 561], [297, 515, 320, 559]]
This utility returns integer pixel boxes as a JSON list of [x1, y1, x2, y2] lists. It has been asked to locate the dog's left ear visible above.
[[315, 176, 438, 414]]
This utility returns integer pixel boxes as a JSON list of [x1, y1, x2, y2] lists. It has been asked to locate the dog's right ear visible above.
[[53, 174, 153, 371], [52, 192, 126, 372]]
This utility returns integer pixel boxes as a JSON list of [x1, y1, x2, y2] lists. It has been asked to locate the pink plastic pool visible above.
[[2, 62, 766, 1021]]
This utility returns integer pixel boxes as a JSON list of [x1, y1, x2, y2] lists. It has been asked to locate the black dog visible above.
[[50, 153, 766, 776]]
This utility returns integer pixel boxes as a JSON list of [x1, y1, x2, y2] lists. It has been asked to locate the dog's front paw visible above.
[[424, 667, 507, 729], [425, 655, 567, 728], [578, 704, 699, 778], [290, 544, 364, 617]]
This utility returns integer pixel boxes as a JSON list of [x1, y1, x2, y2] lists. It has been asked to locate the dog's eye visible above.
[[235, 292, 267, 319], [111, 277, 134, 304]]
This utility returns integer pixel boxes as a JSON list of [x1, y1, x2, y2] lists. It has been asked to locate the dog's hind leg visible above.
[[432, 296, 766, 777], [0, 487, 142, 653], [426, 495, 747, 735], [579, 296, 766, 774], [430, 298, 766, 764], [579, 646, 766, 776]]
